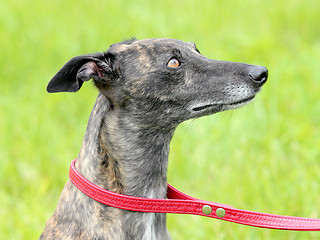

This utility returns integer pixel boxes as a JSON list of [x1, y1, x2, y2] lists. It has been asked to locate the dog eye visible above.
[[167, 58, 181, 68]]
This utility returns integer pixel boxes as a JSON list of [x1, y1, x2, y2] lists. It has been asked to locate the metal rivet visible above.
[[202, 205, 212, 215], [216, 208, 226, 218]]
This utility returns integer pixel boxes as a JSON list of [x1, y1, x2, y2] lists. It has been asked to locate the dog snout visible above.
[[248, 65, 268, 85]]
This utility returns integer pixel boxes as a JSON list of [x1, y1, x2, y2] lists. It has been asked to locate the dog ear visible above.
[[47, 54, 112, 93]]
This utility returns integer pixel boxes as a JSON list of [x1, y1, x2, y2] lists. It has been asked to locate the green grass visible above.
[[1, 0, 320, 239]]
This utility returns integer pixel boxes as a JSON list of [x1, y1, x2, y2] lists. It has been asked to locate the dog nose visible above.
[[249, 66, 268, 84]]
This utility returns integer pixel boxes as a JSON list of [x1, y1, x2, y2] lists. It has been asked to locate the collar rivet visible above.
[[202, 205, 212, 215], [216, 208, 226, 218]]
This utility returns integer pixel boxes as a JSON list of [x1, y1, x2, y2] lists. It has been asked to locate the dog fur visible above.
[[40, 38, 268, 239]]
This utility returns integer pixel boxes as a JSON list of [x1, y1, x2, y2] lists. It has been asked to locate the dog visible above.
[[40, 38, 268, 239]]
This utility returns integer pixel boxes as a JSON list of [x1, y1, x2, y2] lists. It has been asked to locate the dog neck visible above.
[[75, 93, 174, 238], [77, 93, 175, 200]]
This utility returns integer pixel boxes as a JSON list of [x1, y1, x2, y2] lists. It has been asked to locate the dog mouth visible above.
[[191, 96, 255, 112]]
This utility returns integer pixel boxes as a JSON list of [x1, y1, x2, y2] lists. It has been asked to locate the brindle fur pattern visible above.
[[40, 38, 268, 239]]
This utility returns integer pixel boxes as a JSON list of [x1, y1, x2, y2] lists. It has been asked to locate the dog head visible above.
[[47, 38, 267, 127]]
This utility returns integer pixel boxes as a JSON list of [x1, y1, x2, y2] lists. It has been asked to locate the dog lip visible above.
[[191, 96, 255, 112], [223, 96, 255, 106], [192, 104, 217, 112]]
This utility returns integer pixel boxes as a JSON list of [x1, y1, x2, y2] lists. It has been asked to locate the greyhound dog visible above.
[[40, 38, 268, 239]]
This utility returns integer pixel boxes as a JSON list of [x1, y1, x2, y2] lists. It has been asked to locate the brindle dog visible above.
[[40, 38, 268, 239]]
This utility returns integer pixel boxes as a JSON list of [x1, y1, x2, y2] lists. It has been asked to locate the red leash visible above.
[[69, 159, 320, 231]]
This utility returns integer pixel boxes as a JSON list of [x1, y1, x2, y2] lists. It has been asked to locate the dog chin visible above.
[[189, 96, 255, 115], [222, 96, 255, 111]]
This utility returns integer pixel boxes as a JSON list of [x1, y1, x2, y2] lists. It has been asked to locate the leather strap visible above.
[[69, 159, 320, 231]]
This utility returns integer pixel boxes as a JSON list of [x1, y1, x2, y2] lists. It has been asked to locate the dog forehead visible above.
[[135, 38, 196, 52], [133, 38, 188, 47], [109, 38, 195, 54]]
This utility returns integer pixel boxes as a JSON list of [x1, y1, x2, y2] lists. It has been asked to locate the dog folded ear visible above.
[[47, 54, 111, 93]]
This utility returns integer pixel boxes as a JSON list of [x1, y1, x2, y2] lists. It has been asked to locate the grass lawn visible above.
[[1, 0, 320, 239]]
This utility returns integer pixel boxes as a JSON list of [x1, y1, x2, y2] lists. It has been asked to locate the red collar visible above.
[[69, 159, 320, 231]]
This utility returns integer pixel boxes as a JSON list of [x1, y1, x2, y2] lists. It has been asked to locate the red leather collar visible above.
[[69, 159, 320, 231]]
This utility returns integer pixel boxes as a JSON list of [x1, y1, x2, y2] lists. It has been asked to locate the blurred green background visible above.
[[1, 0, 320, 239]]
